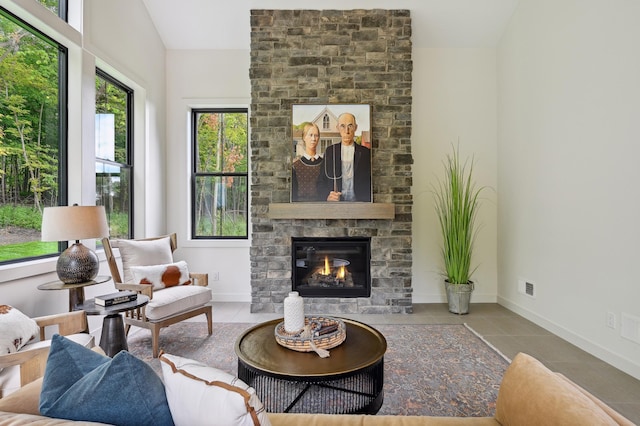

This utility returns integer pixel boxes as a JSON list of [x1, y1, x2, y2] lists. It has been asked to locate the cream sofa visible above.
[[0, 352, 633, 425]]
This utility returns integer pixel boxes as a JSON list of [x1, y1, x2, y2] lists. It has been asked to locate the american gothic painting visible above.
[[291, 104, 372, 203]]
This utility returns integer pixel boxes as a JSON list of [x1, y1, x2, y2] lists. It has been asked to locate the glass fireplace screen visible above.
[[292, 237, 371, 298]]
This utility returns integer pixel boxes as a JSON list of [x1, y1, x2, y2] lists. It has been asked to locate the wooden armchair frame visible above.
[[102, 233, 213, 358], [0, 310, 90, 394]]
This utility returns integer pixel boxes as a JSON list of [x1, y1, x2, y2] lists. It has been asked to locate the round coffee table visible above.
[[235, 318, 386, 414]]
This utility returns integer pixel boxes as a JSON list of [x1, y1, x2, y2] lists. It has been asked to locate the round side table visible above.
[[77, 295, 149, 357], [37, 275, 111, 311]]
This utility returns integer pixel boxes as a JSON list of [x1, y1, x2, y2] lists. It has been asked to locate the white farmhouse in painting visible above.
[[292, 105, 371, 158]]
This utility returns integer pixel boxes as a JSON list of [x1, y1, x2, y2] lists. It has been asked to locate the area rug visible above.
[[127, 323, 510, 417]]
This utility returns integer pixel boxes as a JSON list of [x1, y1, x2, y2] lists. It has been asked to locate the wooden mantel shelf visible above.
[[267, 203, 395, 219]]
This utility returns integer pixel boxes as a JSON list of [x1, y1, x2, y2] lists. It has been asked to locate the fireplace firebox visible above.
[[292, 237, 371, 298]]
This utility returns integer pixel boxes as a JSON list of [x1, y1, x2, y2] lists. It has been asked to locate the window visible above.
[[0, 8, 67, 264], [95, 70, 132, 239], [192, 109, 248, 239], [36, 0, 67, 20], [322, 114, 330, 130]]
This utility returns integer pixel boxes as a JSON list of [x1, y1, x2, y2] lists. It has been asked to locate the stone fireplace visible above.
[[249, 9, 413, 314]]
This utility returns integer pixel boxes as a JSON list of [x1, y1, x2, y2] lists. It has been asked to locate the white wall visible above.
[[83, 0, 167, 237], [412, 47, 498, 303], [498, 0, 640, 379], [0, 0, 166, 329], [165, 50, 252, 302]]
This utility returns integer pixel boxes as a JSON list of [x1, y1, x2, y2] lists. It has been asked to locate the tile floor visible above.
[[210, 301, 640, 423]]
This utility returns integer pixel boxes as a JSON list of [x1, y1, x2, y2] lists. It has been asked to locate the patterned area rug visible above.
[[127, 323, 510, 417]]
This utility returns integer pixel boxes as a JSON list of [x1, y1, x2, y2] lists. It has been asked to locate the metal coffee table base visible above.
[[238, 360, 384, 414], [235, 318, 386, 415]]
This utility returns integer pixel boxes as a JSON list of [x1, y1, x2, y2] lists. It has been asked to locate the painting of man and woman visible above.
[[291, 104, 372, 203]]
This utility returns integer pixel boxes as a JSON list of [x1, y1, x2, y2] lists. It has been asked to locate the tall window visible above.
[[36, 0, 67, 20], [95, 70, 132, 239], [192, 109, 248, 239], [0, 8, 67, 264]]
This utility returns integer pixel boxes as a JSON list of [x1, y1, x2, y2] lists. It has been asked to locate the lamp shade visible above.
[[41, 205, 109, 284], [41, 205, 109, 242]]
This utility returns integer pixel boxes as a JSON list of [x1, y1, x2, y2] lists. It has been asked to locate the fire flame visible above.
[[322, 256, 330, 275], [318, 256, 347, 280]]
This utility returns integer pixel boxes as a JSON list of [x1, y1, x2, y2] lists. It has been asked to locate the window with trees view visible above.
[[95, 70, 132, 239], [36, 0, 66, 20], [0, 8, 66, 264], [192, 109, 248, 239]]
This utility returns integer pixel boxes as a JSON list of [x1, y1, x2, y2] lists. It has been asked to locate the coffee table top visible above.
[[235, 318, 386, 378]]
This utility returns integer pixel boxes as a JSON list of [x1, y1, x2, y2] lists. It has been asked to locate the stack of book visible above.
[[95, 291, 137, 307]]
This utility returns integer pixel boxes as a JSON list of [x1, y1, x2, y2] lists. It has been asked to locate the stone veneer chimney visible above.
[[249, 9, 413, 314]]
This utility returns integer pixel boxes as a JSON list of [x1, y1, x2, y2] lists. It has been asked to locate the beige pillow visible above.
[[159, 353, 271, 426], [130, 261, 191, 290], [0, 305, 39, 354], [116, 237, 173, 283]]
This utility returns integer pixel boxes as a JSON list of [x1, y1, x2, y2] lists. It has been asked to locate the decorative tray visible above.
[[274, 316, 346, 352]]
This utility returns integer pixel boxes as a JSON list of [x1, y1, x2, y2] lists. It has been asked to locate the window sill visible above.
[[0, 257, 57, 283], [0, 250, 107, 284]]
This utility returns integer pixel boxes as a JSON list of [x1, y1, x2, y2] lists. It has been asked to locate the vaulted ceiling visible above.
[[141, 0, 520, 50]]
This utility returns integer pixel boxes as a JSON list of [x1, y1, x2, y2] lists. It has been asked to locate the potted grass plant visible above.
[[433, 145, 484, 314]]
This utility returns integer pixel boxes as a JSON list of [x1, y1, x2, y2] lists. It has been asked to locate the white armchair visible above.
[[102, 233, 213, 358], [0, 310, 94, 398]]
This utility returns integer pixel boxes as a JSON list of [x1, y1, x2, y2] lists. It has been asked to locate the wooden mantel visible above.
[[267, 203, 395, 220]]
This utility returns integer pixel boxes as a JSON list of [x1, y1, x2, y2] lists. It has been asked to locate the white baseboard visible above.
[[412, 292, 497, 304], [211, 292, 252, 303], [498, 296, 640, 381]]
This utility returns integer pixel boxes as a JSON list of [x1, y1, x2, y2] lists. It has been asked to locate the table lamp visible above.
[[41, 205, 109, 284]]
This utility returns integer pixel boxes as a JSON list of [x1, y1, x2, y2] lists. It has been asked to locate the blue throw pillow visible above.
[[40, 334, 174, 426]]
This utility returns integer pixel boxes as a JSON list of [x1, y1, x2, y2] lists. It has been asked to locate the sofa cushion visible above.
[[145, 285, 212, 321], [39, 335, 174, 426], [116, 236, 173, 283], [495, 352, 618, 426], [266, 413, 499, 425], [130, 260, 191, 290], [159, 353, 270, 426], [0, 377, 43, 416], [0, 305, 39, 354], [0, 411, 110, 425]]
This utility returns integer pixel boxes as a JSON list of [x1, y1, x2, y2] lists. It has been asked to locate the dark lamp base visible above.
[[56, 242, 99, 284]]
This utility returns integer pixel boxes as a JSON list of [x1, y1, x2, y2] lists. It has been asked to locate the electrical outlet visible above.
[[606, 312, 616, 329], [212, 272, 220, 281]]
